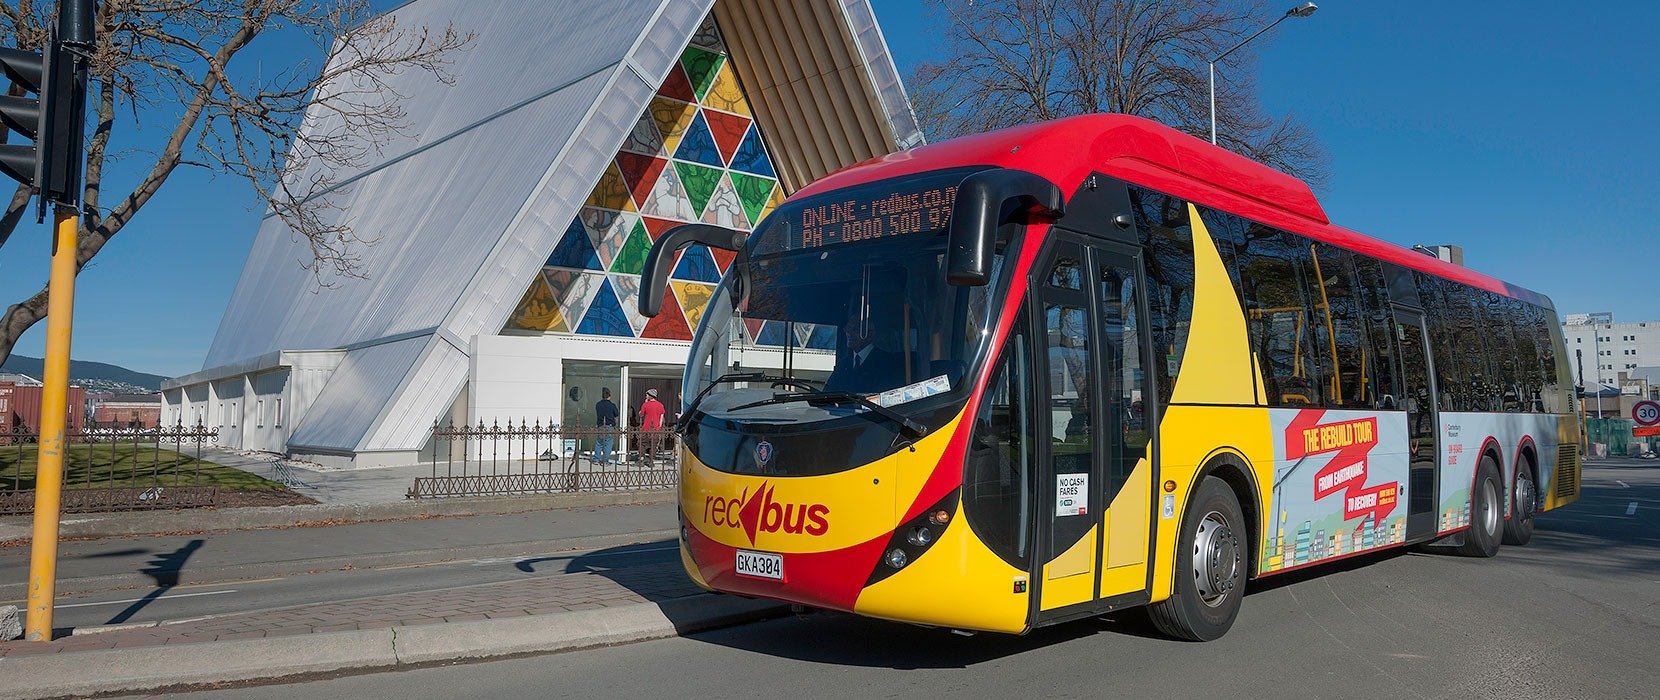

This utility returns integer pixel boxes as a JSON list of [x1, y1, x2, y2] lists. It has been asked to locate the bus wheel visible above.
[[1455, 456, 1503, 557], [1503, 460, 1536, 546], [1149, 476, 1245, 641]]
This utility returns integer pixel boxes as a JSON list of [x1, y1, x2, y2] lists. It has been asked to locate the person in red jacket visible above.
[[639, 388, 666, 466]]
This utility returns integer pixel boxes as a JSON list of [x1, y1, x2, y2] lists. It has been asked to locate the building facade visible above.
[[1561, 312, 1660, 390], [163, 0, 921, 467]]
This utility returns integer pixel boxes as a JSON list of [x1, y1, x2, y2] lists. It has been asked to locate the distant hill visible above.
[[1, 355, 167, 392]]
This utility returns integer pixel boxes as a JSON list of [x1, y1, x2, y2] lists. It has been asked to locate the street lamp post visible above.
[[1210, 2, 1319, 145]]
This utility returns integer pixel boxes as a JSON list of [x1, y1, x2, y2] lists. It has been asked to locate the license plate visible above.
[[734, 549, 784, 581]]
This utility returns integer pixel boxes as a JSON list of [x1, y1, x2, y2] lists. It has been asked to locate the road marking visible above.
[[1628, 502, 1640, 516], [55, 589, 237, 609], [1617, 480, 1630, 488]]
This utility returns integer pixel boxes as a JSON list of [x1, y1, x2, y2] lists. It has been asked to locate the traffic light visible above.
[[0, 0, 93, 210], [0, 45, 47, 189]]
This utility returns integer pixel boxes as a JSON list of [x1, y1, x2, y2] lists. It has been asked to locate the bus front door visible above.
[[1031, 234, 1154, 622], [1394, 309, 1441, 542]]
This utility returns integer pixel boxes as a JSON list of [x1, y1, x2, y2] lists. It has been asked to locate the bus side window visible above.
[[1415, 272, 1462, 411], [1129, 187, 1195, 406], [1237, 226, 1323, 406], [1309, 243, 1370, 408], [964, 314, 1033, 568], [1351, 256, 1401, 410]]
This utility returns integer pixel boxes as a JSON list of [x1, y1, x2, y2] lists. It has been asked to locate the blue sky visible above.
[[0, 0, 1655, 377]]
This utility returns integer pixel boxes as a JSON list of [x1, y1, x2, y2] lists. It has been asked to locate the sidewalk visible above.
[[0, 554, 785, 698], [200, 446, 446, 505]]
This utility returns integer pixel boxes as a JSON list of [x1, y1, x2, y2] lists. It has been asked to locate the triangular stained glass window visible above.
[[701, 174, 750, 231], [547, 269, 606, 329], [702, 109, 751, 165], [640, 216, 681, 241], [674, 110, 724, 168], [507, 274, 567, 333], [674, 161, 722, 217], [615, 152, 669, 209], [679, 46, 725, 100], [581, 208, 637, 271], [609, 220, 653, 276], [729, 172, 776, 228], [619, 109, 666, 158], [640, 287, 694, 341], [688, 15, 725, 53], [639, 164, 698, 222], [576, 279, 633, 337], [728, 125, 776, 179], [585, 161, 634, 212], [609, 274, 651, 336], [657, 63, 696, 102], [671, 281, 717, 331], [547, 218, 602, 270], [702, 61, 750, 117], [671, 244, 721, 283], [650, 97, 699, 154]]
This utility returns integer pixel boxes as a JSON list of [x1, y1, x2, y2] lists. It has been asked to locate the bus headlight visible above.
[[906, 526, 933, 547], [866, 489, 959, 586]]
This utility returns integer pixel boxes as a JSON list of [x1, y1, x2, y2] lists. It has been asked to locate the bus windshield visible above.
[[685, 167, 1006, 424]]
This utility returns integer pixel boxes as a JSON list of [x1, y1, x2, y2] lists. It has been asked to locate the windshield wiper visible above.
[[683, 372, 823, 422], [731, 390, 926, 439]]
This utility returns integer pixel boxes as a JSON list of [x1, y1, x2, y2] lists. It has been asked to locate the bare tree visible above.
[[910, 0, 1326, 185], [0, 0, 474, 366]]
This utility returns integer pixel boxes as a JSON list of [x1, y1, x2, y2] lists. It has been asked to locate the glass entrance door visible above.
[[1033, 233, 1152, 617]]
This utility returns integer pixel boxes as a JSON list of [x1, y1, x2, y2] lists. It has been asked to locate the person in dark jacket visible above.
[[594, 388, 619, 465]]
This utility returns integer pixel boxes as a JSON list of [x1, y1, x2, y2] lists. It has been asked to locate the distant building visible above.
[[0, 382, 87, 433], [1562, 312, 1660, 391], [91, 393, 164, 428], [0, 372, 41, 387]]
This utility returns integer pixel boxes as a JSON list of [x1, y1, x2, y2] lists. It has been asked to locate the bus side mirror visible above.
[[638, 224, 746, 318], [947, 168, 1065, 286]]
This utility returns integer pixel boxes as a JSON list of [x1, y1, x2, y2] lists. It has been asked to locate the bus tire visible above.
[[1455, 455, 1503, 557], [1149, 476, 1246, 641], [1503, 459, 1537, 546]]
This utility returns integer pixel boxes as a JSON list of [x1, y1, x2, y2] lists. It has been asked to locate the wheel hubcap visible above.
[[1517, 473, 1535, 520], [1192, 511, 1240, 607]]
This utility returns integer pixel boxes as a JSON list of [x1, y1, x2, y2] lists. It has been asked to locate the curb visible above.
[[0, 594, 786, 699], [0, 489, 675, 542]]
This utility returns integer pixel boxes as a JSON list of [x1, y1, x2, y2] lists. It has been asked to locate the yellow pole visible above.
[[24, 207, 78, 642]]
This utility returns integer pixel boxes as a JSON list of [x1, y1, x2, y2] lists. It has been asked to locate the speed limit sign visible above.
[[1634, 400, 1660, 427]]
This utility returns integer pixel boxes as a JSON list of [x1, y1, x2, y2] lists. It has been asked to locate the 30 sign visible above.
[[1633, 400, 1660, 427]]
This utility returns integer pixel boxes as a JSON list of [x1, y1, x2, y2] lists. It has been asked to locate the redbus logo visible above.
[[703, 482, 829, 545]]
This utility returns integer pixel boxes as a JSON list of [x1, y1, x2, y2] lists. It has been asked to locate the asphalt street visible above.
[[153, 460, 1660, 699], [0, 502, 675, 630]]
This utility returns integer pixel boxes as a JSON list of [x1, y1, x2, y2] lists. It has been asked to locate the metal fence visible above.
[[409, 420, 679, 499], [0, 423, 222, 514]]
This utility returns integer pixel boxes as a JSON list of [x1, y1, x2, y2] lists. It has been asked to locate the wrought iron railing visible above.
[[0, 423, 222, 514], [409, 420, 679, 499]]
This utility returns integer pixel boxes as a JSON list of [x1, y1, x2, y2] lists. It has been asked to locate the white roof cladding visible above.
[[206, 0, 695, 366], [198, 0, 918, 455]]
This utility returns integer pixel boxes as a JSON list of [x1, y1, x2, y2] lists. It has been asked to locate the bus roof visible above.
[[795, 114, 1553, 310]]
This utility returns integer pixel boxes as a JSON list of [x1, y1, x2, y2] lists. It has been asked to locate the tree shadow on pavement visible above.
[[105, 538, 203, 624], [512, 539, 700, 603]]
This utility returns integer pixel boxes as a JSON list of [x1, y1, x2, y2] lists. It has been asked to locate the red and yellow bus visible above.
[[638, 114, 1580, 640]]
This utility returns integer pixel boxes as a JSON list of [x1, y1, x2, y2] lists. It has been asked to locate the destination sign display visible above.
[[791, 181, 958, 249]]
